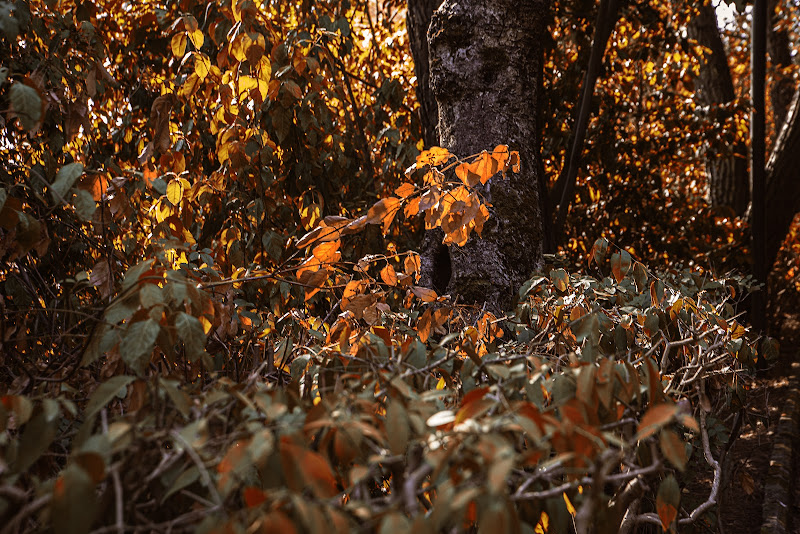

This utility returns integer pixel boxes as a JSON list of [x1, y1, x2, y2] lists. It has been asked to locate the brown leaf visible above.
[[411, 286, 438, 302], [637, 403, 679, 439]]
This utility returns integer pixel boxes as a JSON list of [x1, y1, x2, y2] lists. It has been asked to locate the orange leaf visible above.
[[417, 308, 433, 343], [395, 182, 416, 198], [243, 486, 267, 508], [311, 239, 341, 264], [279, 437, 337, 498], [380, 264, 398, 286], [455, 162, 481, 187], [341, 279, 367, 310], [366, 197, 401, 234], [656, 475, 680, 531], [299, 268, 330, 301], [412, 286, 438, 302], [417, 147, 452, 167], [404, 197, 421, 218], [637, 403, 679, 440]]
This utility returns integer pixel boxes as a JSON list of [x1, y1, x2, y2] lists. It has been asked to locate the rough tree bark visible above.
[[766, 90, 800, 271], [767, 0, 793, 132], [416, 0, 548, 312], [687, 0, 749, 216], [406, 0, 443, 149]]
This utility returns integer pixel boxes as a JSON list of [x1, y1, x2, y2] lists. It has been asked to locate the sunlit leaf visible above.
[[171, 33, 187, 57]]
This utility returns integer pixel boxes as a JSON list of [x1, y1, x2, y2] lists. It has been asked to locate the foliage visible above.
[[0, 0, 789, 532]]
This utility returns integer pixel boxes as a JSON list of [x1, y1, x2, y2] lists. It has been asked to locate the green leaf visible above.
[[9, 82, 42, 131], [591, 237, 608, 264], [656, 475, 680, 531], [15, 407, 59, 473], [162, 466, 199, 503], [385, 397, 409, 455], [140, 284, 164, 309], [50, 163, 84, 203], [72, 189, 96, 220], [85, 376, 134, 420], [52, 464, 97, 534], [120, 319, 160, 375], [760, 337, 780, 360], [160, 378, 190, 418], [174, 312, 206, 360], [122, 260, 154, 291]]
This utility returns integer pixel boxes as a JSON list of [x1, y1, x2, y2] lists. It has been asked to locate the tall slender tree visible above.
[[688, 0, 749, 216]]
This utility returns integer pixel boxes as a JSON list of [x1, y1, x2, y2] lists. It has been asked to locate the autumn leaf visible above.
[[380, 264, 398, 286], [366, 197, 401, 234], [611, 250, 632, 282], [194, 54, 211, 80], [411, 286, 438, 302], [636, 403, 679, 440], [417, 146, 452, 167], [171, 33, 187, 57], [395, 182, 416, 198], [659, 428, 687, 471], [656, 475, 680, 531], [279, 437, 338, 498]]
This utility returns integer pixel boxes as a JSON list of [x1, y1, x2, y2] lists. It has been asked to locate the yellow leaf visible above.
[[189, 30, 204, 50], [178, 73, 201, 98], [166, 179, 184, 205], [195, 54, 211, 80], [563, 492, 576, 517], [229, 33, 251, 63], [258, 56, 272, 83], [171, 33, 187, 57]]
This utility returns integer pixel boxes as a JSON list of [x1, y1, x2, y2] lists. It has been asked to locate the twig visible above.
[[1, 494, 52, 534], [169, 430, 223, 507]]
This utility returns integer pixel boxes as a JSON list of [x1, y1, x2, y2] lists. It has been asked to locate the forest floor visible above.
[[707, 306, 800, 533]]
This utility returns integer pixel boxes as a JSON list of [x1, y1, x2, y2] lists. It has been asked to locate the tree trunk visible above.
[[687, 0, 749, 216], [420, 0, 547, 312], [406, 0, 442, 149], [767, 0, 793, 133], [765, 89, 800, 271]]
